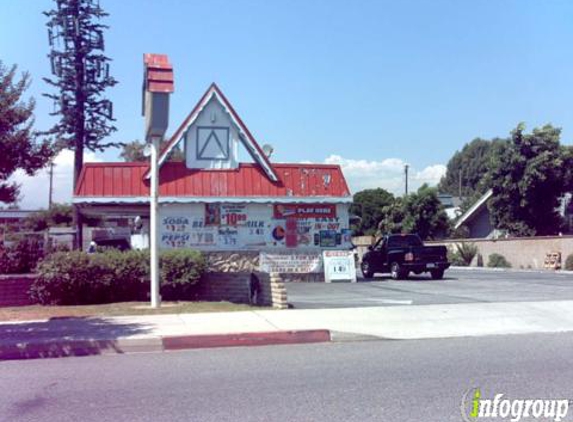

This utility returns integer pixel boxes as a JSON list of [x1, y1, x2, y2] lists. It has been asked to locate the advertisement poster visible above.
[[259, 252, 323, 273], [323, 250, 357, 283], [205, 204, 221, 225], [273, 204, 336, 219], [319, 230, 337, 247]]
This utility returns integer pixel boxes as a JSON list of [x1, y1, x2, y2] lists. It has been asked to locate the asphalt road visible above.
[[287, 268, 573, 309], [2, 332, 573, 422]]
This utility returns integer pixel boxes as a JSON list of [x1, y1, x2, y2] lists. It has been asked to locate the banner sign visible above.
[[273, 204, 336, 219], [259, 252, 322, 273], [323, 250, 357, 283]]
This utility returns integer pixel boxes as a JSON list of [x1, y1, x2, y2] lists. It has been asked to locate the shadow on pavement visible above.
[[0, 317, 150, 360]]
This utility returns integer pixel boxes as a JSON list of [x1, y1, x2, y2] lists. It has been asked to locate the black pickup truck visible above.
[[360, 234, 450, 280]]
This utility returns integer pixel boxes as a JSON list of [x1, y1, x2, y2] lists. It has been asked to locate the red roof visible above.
[[74, 162, 351, 201]]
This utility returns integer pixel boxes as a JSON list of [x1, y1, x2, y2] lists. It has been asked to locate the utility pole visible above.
[[404, 164, 409, 196], [48, 162, 54, 209], [459, 169, 463, 198]]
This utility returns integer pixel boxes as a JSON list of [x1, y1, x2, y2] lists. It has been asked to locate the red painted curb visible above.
[[162, 330, 331, 350]]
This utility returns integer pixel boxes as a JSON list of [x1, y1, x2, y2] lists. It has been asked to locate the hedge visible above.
[[30, 249, 206, 305], [0, 237, 44, 274]]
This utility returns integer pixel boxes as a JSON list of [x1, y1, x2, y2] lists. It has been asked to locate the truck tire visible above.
[[361, 260, 374, 279], [391, 262, 407, 280], [430, 269, 444, 280]]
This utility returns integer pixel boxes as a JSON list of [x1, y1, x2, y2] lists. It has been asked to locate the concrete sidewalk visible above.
[[3, 300, 573, 360]]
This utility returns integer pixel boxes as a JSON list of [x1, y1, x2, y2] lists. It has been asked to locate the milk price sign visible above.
[[322, 250, 357, 283]]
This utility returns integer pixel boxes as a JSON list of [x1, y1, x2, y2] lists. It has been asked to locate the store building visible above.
[[73, 83, 353, 253]]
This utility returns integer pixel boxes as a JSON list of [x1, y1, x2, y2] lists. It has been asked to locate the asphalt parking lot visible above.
[[286, 268, 573, 309]]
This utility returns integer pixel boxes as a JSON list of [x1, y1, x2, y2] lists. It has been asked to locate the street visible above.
[[287, 268, 573, 308], [2, 332, 573, 422]]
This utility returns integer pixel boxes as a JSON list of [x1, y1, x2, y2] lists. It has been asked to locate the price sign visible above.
[[323, 250, 357, 283]]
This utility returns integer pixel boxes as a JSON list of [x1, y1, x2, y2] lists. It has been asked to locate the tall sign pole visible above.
[[149, 135, 160, 308], [142, 54, 174, 308]]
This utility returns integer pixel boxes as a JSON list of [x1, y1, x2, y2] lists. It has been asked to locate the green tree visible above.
[[0, 62, 53, 204], [120, 140, 146, 162], [438, 137, 506, 198], [379, 185, 450, 240], [120, 139, 185, 162], [350, 188, 395, 235], [487, 123, 569, 236]]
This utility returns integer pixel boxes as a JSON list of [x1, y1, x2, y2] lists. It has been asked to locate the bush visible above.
[[448, 243, 478, 266], [565, 254, 573, 271], [447, 249, 466, 266], [31, 249, 205, 305], [0, 237, 44, 274], [487, 253, 511, 268], [160, 250, 206, 300], [456, 243, 478, 266]]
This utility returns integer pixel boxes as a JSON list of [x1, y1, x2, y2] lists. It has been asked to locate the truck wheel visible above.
[[430, 269, 444, 280], [361, 261, 374, 279], [391, 262, 407, 280]]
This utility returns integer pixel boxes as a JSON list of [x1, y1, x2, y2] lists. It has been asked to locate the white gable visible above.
[[185, 96, 240, 169]]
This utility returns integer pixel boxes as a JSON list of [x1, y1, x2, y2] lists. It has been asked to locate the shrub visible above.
[[31, 249, 205, 305], [456, 243, 478, 266], [447, 249, 466, 266], [0, 237, 44, 274], [160, 250, 206, 300], [565, 254, 573, 271], [487, 253, 512, 268]]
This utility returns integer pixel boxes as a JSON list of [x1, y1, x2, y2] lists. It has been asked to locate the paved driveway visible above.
[[286, 269, 573, 309]]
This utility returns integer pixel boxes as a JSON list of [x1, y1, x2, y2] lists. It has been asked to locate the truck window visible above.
[[387, 235, 423, 248]]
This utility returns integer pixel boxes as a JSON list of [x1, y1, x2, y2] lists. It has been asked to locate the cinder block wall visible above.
[[0, 275, 36, 306], [198, 272, 252, 303], [199, 271, 288, 308], [427, 236, 573, 269]]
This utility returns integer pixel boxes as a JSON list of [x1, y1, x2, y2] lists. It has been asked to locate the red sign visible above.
[[273, 204, 336, 219]]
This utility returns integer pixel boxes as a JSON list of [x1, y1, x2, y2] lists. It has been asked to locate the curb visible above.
[[163, 330, 331, 350], [0, 330, 332, 361], [450, 266, 573, 275]]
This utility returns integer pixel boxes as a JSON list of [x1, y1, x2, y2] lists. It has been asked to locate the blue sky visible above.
[[2, 0, 573, 208]]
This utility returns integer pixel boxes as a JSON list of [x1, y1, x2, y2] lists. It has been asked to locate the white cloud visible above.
[[323, 154, 446, 195], [11, 150, 102, 210]]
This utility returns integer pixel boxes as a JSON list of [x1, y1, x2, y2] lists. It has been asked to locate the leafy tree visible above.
[[120, 140, 147, 162], [438, 137, 507, 198], [350, 188, 394, 235], [486, 123, 569, 236], [379, 185, 450, 240], [0, 62, 53, 204], [120, 139, 185, 162], [43, 0, 118, 187]]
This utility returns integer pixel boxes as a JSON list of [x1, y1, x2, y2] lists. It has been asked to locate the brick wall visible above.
[[199, 271, 288, 308], [0, 275, 36, 306], [427, 236, 573, 270]]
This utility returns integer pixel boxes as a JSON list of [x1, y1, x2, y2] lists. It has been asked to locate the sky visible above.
[[2, 0, 573, 209]]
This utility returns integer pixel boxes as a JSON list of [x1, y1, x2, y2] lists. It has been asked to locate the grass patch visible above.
[[0, 301, 265, 322]]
